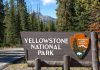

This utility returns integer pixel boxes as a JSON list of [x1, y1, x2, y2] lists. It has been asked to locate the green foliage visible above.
[[1, 0, 99, 47], [89, 0, 100, 22], [18, 0, 29, 31], [14, 2, 21, 44], [44, 24, 48, 31], [70, 0, 90, 31], [56, 0, 100, 31], [56, 0, 71, 31], [39, 21, 45, 31], [47, 21, 52, 32], [3, 1, 9, 44], [51, 21, 56, 31], [0, 0, 4, 44], [47, 20, 56, 32], [2, 0, 53, 47], [29, 11, 38, 31], [4, 0, 19, 45]]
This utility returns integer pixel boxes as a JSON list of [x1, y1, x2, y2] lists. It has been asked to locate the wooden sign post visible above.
[[63, 55, 70, 70], [21, 32, 99, 70], [35, 58, 41, 70], [91, 32, 99, 70]]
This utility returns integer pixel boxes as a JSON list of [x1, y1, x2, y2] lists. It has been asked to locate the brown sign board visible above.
[[21, 32, 93, 63]]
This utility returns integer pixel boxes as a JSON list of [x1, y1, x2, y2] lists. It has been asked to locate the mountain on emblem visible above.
[[70, 33, 89, 59]]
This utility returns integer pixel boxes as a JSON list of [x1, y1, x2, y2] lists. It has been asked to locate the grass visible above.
[[4, 64, 92, 70], [3, 58, 92, 70], [42, 67, 91, 70], [3, 63, 29, 70], [0, 44, 21, 50]]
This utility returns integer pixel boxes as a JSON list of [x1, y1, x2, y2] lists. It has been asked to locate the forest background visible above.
[[0, 0, 100, 47]]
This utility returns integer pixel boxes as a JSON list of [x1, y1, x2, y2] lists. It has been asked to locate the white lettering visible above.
[[24, 38, 28, 43], [38, 50, 54, 55]]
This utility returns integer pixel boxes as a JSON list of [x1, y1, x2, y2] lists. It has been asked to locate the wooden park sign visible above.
[[21, 32, 99, 70]]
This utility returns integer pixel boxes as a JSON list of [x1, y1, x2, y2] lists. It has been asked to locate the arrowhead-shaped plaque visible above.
[[70, 33, 90, 59]]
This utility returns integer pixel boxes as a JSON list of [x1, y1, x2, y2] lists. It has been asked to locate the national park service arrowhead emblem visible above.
[[70, 33, 90, 59]]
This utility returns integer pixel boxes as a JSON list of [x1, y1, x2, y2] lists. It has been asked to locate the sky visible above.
[[25, 0, 57, 18]]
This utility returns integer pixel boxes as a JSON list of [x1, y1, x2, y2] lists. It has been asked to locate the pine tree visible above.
[[89, 0, 100, 22], [70, 0, 90, 31], [18, 0, 29, 31], [0, 0, 4, 44], [44, 24, 48, 31], [29, 11, 39, 31], [47, 20, 56, 32], [37, 20, 41, 31], [40, 21, 44, 31], [47, 20, 52, 32], [3, 1, 9, 45], [68, 0, 76, 31], [69, 0, 100, 31], [4, 0, 19, 45], [56, 0, 100, 31], [51, 21, 56, 31], [56, 0, 71, 31], [15, 0, 21, 44], [29, 12, 35, 31]]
